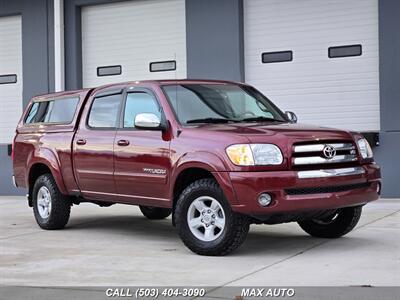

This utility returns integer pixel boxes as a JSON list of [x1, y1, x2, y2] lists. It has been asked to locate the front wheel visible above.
[[298, 206, 362, 238], [174, 179, 249, 256]]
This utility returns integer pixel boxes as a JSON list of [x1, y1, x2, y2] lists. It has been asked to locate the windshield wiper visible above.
[[241, 116, 286, 123], [186, 117, 236, 124]]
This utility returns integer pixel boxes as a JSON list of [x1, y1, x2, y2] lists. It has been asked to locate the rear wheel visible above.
[[175, 178, 249, 256], [32, 174, 71, 230], [139, 206, 171, 220], [298, 206, 362, 238]]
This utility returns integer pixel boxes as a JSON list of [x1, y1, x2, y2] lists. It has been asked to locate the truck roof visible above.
[[144, 79, 245, 85], [31, 88, 93, 101], [32, 79, 247, 100], [28, 79, 249, 103], [89, 78, 247, 91]]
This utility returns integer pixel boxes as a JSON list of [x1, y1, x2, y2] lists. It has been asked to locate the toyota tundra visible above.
[[12, 79, 381, 255]]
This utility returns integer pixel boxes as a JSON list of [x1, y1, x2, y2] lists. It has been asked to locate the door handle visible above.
[[117, 139, 130, 146], [76, 139, 86, 145]]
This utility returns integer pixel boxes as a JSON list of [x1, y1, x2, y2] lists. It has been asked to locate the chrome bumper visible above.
[[12, 175, 18, 188], [297, 167, 365, 179]]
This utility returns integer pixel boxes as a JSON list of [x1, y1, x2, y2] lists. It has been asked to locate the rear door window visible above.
[[88, 94, 122, 128], [25, 97, 79, 124]]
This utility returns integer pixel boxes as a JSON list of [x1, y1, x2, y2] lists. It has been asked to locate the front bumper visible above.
[[228, 163, 381, 216]]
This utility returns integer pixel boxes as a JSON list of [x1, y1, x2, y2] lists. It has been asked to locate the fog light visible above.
[[258, 193, 272, 207]]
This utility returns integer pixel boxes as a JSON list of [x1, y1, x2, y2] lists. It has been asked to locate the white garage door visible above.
[[82, 0, 186, 88], [244, 0, 379, 131], [0, 15, 22, 144]]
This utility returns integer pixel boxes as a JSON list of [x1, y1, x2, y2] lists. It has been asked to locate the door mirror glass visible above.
[[134, 113, 161, 129], [285, 111, 298, 123]]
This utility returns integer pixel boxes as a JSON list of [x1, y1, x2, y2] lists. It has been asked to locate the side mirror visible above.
[[134, 113, 163, 130], [285, 111, 298, 123]]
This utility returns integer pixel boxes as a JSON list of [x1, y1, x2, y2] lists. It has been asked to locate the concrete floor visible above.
[[0, 197, 399, 287]]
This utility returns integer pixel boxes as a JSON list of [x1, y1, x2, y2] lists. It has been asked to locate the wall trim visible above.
[[54, 0, 65, 92]]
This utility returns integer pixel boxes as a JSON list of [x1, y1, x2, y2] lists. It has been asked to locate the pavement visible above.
[[0, 196, 399, 287]]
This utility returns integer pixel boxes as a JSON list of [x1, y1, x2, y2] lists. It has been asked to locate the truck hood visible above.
[[192, 122, 354, 143]]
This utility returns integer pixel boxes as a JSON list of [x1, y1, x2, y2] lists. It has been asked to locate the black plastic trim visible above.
[[93, 89, 123, 98], [361, 131, 380, 147], [285, 182, 371, 195]]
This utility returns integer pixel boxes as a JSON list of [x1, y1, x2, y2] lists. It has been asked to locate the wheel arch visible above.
[[27, 160, 68, 205], [172, 166, 215, 205], [171, 161, 237, 224]]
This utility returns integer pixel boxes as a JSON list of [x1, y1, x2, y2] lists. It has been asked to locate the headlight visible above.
[[357, 138, 373, 159], [226, 144, 254, 166], [226, 144, 283, 166]]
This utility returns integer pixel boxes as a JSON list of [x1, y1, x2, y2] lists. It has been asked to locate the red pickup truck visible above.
[[12, 79, 381, 255]]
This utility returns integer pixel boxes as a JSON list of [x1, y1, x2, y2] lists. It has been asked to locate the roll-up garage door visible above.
[[81, 0, 187, 88], [0, 15, 22, 144], [244, 0, 379, 131]]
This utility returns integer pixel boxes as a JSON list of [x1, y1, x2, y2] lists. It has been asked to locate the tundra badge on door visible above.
[[143, 168, 167, 175]]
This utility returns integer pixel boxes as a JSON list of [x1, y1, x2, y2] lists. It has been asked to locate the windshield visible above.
[[162, 84, 287, 124]]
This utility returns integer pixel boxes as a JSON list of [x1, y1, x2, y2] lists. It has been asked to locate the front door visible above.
[[73, 90, 123, 199], [113, 88, 171, 207]]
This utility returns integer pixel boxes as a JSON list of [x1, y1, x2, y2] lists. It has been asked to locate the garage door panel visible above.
[[247, 65, 378, 82], [269, 90, 379, 132], [82, 0, 186, 87], [0, 15, 22, 144], [247, 1, 377, 23], [244, 0, 379, 131]]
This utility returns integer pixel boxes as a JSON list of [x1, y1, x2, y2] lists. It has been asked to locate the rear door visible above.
[[113, 88, 171, 207], [73, 89, 123, 199]]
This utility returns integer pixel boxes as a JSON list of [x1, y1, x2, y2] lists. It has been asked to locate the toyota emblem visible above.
[[322, 145, 336, 159]]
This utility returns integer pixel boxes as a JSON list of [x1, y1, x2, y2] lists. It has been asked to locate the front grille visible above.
[[285, 182, 371, 195], [292, 142, 358, 167]]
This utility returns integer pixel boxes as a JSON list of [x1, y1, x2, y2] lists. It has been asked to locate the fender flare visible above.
[[27, 148, 68, 195], [171, 152, 238, 205]]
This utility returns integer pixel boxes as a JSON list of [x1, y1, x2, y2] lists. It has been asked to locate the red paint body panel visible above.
[[13, 89, 92, 193], [113, 129, 171, 205], [73, 129, 117, 197], [13, 79, 381, 218], [228, 163, 381, 215]]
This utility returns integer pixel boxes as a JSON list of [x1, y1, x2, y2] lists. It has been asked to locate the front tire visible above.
[[175, 179, 249, 256], [139, 206, 171, 220], [32, 174, 71, 230], [298, 206, 362, 238]]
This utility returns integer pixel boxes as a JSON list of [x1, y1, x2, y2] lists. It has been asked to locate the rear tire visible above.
[[139, 206, 171, 220], [32, 174, 71, 230], [298, 206, 362, 238], [174, 178, 249, 256]]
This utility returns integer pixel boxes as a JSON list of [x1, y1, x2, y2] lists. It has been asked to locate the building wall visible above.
[[64, 0, 131, 90], [0, 145, 23, 195], [64, 0, 244, 90], [186, 0, 244, 81], [375, 0, 400, 197], [0, 0, 54, 195], [0, 0, 399, 197]]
